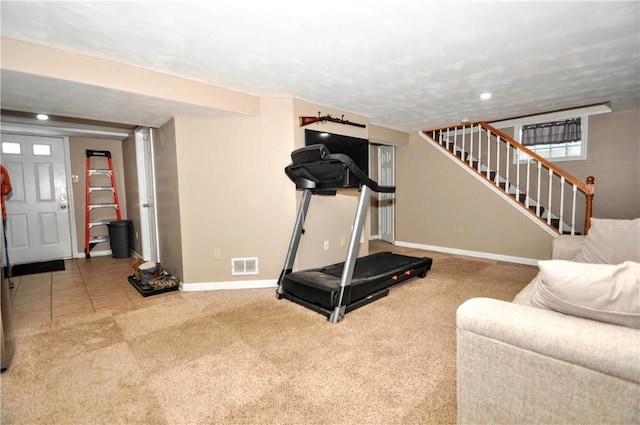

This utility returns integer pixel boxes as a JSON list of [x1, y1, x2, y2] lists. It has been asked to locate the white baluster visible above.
[[536, 162, 542, 216], [505, 144, 510, 193], [571, 185, 577, 235], [486, 129, 491, 180], [560, 177, 565, 233], [469, 125, 474, 167], [547, 169, 553, 225], [446, 128, 451, 150], [495, 135, 501, 184], [525, 158, 531, 208], [516, 150, 521, 200], [454, 126, 459, 152], [478, 126, 483, 172], [461, 124, 466, 161]]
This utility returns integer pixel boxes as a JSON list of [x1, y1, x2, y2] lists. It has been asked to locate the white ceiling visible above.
[[1, 1, 639, 131]]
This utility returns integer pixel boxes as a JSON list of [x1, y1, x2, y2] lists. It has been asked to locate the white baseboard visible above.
[[158, 243, 539, 293], [181, 279, 278, 292], [395, 240, 540, 266]]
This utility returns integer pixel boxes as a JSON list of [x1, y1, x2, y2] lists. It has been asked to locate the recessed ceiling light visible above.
[[480, 92, 492, 100], [36, 113, 49, 120]]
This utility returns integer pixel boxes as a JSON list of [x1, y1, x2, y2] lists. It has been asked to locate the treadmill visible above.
[[276, 144, 432, 323]]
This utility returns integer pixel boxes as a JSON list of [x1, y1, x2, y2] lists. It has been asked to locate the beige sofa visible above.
[[456, 227, 640, 424]]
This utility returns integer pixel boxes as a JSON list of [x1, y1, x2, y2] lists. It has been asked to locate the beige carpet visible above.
[[0, 248, 537, 425]]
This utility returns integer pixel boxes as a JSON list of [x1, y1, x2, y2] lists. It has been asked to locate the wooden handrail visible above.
[[423, 121, 595, 235], [478, 122, 587, 191], [423, 121, 586, 191]]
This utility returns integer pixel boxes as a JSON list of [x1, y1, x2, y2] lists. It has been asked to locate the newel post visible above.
[[584, 176, 595, 235]]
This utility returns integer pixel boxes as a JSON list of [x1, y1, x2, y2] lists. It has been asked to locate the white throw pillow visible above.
[[573, 218, 640, 264], [531, 260, 640, 329]]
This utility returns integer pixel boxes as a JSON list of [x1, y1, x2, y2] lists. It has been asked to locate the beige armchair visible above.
[[456, 234, 640, 424]]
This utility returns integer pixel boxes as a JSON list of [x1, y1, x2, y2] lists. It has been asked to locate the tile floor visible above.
[[7, 255, 170, 330]]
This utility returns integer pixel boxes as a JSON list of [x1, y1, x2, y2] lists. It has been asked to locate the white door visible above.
[[135, 127, 159, 262], [1, 134, 73, 264], [378, 145, 395, 243]]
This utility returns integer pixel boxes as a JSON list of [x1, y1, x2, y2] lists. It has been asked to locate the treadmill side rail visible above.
[[330, 185, 371, 323], [276, 189, 312, 297]]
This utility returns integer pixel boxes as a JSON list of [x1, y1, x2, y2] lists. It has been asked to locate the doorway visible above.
[[1, 134, 74, 265], [378, 145, 395, 244]]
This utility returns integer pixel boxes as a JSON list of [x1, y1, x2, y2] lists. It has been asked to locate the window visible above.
[[516, 116, 588, 162], [1, 142, 21, 155], [33, 144, 52, 156]]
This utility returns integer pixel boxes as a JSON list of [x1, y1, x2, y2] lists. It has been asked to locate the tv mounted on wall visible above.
[[304, 129, 369, 179]]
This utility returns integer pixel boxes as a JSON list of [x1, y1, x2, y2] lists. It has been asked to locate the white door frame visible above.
[[0, 133, 77, 262], [135, 127, 159, 262], [378, 145, 395, 243]]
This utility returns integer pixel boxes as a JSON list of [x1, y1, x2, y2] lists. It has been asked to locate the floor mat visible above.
[[6, 259, 65, 277]]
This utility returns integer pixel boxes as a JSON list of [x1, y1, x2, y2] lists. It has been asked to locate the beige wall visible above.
[[171, 98, 296, 283], [396, 133, 554, 260], [369, 124, 410, 146], [559, 108, 639, 220], [164, 97, 410, 283], [69, 137, 126, 254], [154, 120, 184, 280]]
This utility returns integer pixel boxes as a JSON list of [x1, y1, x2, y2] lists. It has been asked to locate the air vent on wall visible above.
[[231, 257, 259, 276]]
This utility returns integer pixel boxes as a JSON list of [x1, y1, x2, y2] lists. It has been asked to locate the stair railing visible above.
[[422, 121, 595, 235]]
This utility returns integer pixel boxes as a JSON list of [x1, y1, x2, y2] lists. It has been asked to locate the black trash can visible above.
[[108, 220, 133, 258]]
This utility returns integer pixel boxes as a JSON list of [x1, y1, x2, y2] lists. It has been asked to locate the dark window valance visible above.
[[521, 118, 582, 146]]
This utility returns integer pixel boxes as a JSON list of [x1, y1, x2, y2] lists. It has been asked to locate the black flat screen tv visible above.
[[304, 129, 369, 184]]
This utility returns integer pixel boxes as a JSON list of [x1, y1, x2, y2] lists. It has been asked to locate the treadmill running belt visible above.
[[280, 251, 432, 313], [322, 252, 423, 280]]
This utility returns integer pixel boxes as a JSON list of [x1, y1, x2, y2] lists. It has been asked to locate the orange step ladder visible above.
[[85, 150, 121, 258]]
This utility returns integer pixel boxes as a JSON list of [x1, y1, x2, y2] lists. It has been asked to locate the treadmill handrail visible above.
[[285, 144, 395, 193]]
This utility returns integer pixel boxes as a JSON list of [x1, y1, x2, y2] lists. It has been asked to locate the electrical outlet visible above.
[[214, 248, 221, 260], [323, 240, 329, 250], [340, 236, 346, 247], [458, 226, 464, 234]]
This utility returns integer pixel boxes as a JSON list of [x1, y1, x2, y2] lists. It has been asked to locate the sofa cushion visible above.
[[530, 260, 640, 329], [512, 279, 537, 306], [573, 218, 640, 264]]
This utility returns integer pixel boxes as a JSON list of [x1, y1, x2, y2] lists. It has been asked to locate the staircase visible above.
[[421, 122, 594, 235]]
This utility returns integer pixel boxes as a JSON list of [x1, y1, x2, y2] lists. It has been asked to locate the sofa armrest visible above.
[[457, 298, 640, 424], [551, 235, 585, 260]]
